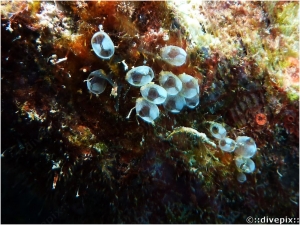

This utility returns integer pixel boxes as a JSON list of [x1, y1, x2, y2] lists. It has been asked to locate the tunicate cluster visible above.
[[125, 61, 200, 123], [87, 41, 199, 123], [125, 66, 166, 123], [208, 122, 257, 182], [160, 71, 200, 113]]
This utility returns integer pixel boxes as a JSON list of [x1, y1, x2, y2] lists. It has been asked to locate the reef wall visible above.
[[1, 1, 299, 223]]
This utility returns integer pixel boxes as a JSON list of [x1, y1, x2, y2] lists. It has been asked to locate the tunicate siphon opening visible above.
[[209, 122, 227, 139]]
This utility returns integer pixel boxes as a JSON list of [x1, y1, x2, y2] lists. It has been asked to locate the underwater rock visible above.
[[1, 1, 299, 224]]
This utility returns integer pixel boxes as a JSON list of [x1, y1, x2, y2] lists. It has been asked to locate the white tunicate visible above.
[[125, 66, 154, 87], [235, 136, 257, 158], [178, 73, 199, 98], [160, 45, 187, 66], [218, 137, 236, 152], [235, 157, 255, 174], [140, 82, 167, 105], [209, 122, 227, 139], [237, 172, 247, 183], [136, 97, 159, 124], [185, 94, 200, 109], [91, 28, 115, 59], [86, 69, 110, 95], [163, 95, 186, 113], [159, 71, 182, 95]]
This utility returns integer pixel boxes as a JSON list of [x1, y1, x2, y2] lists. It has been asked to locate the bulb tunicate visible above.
[[159, 71, 182, 95], [126, 66, 154, 87], [235, 157, 255, 174], [140, 83, 167, 105], [160, 45, 187, 66], [86, 69, 112, 95], [218, 137, 236, 152], [209, 122, 227, 139], [235, 136, 257, 158], [163, 95, 186, 113], [136, 97, 159, 124], [185, 94, 200, 109], [237, 172, 247, 183], [178, 73, 199, 98], [91, 26, 115, 59]]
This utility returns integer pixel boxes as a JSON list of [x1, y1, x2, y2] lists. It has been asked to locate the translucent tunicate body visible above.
[[218, 137, 236, 152], [185, 94, 200, 109], [91, 26, 115, 59], [235, 157, 255, 174], [159, 71, 182, 95], [178, 73, 199, 98], [235, 136, 257, 158], [209, 122, 227, 139], [237, 172, 247, 183], [163, 95, 186, 113], [136, 97, 159, 124], [126, 66, 154, 87], [160, 45, 187, 66], [86, 69, 111, 95], [140, 83, 167, 105]]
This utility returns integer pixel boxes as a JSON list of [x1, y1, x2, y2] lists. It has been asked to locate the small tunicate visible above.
[[140, 83, 167, 105], [209, 122, 227, 139], [235, 157, 255, 174], [218, 137, 236, 152], [185, 94, 200, 109], [160, 45, 187, 66], [237, 172, 247, 183], [125, 66, 154, 87], [178, 73, 199, 98], [91, 25, 115, 59], [136, 97, 159, 124], [159, 71, 182, 95], [163, 95, 186, 113], [235, 136, 257, 158], [86, 69, 113, 95]]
